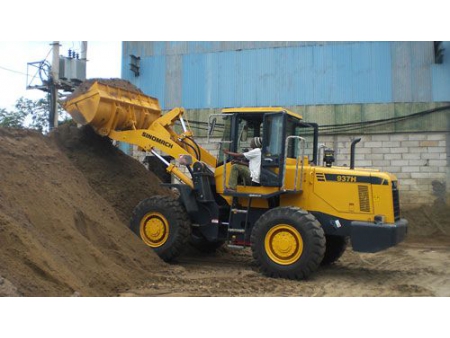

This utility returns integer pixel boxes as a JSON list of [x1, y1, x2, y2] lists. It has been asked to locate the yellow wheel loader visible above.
[[63, 80, 407, 280]]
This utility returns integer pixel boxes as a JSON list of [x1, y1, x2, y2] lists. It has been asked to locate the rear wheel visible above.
[[251, 207, 325, 280], [321, 235, 348, 265], [130, 196, 191, 262]]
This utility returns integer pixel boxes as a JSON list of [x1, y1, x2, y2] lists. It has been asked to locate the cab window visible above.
[[286, 116, 315, 161], [236, 116, 263, 154]]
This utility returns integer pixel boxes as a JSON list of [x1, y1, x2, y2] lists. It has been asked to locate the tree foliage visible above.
[[0, 96, 69, 133], [0, 107, 27, 128]]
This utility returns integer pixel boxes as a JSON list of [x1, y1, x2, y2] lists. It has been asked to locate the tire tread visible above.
[[130, 195, 191, 262], [251, 207, 325, 280]]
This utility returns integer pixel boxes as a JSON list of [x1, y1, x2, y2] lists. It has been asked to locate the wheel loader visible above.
[[63, 80, 408, 280]]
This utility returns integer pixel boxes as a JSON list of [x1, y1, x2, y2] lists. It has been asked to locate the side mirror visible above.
[[208, 118, 217, 137]]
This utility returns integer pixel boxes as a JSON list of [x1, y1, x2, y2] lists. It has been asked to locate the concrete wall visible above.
[[169, 102, 450, 137], [129, 130, 449, 210], [317, 132, 449, 209], [183, 132, 448, 209]]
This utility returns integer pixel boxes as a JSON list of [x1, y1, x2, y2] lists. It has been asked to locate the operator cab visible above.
[[210, 107, 319, 191]]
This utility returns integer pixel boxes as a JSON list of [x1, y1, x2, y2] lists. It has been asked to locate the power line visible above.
[[0, 65, 27, 76], [0, 46, 52, 78], [319, 105, 450, 134], [183, 105, 450, 134], [43, 47, 53, 62]]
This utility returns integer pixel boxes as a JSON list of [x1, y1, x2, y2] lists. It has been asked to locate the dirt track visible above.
[[119, 235, 450, 297], [1, 125, 449, 297]]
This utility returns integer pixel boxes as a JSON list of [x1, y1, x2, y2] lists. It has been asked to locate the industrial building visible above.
[[121, 41, 450, 208]]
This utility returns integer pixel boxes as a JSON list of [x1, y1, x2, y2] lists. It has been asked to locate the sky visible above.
[[0, 41, 121, 110]]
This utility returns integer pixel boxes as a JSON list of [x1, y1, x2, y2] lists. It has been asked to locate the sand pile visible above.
[[50, 124, 172, 224], [402, 202, 450, 237], [66, 78, 145, 101], [0, 126, 174, 296], [0, 120, 448, 297]]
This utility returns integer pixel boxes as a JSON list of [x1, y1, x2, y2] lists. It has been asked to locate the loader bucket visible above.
[[63, 81, 161, 136]]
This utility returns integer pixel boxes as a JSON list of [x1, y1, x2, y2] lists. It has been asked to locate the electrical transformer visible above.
[[59, 56, 86, 83]]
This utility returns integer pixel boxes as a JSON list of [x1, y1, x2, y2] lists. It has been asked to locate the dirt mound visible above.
[[50, 123, 172, 223], [0, 127, 176, 296], [0, 122, 448, 297], [402, 202, 450, 236], [66, 78, 144, 101]]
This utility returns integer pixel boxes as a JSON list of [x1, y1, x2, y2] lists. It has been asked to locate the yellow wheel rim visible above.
[[265, 224, 303, 265], [139, 212, 169, 248]]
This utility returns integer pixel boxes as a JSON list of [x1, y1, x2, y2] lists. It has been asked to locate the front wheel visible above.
[[321, 235, 348, 265], [251, 207, 325, 280], [130, 196, 191, 262]]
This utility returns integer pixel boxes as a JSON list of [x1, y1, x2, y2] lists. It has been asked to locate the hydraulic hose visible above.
[[186, 136, 202, 161], [181, 139, 199, 160]]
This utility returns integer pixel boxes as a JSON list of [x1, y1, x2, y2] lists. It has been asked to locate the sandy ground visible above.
[[0, 126, 172, 296], [120, 235, 450, 297], [1, 124, 449, 297]]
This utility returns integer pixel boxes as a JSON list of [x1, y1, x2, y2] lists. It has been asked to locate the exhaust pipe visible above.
[[350, 138, 361, 170]]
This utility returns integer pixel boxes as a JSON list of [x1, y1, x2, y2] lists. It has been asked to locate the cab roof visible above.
[[221, 107, 303, 120]]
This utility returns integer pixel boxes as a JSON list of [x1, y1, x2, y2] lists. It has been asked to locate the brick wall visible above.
[[191, 133, 449, 209], [127, 132, 449, 210], [318, 132, 449, 209]]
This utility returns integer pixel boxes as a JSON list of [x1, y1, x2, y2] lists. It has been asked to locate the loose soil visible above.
[[1, 125, 449, 297], [50, 124, 172, 224], [65, 78, 144, 101], [0, 126, 176, 296], [122, 235, 450, 297]]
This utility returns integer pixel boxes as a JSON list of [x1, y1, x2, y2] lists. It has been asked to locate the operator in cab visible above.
[[224, 137, 262, 192]]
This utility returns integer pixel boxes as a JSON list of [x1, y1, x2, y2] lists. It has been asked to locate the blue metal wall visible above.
[[122, 42, 450, 110]]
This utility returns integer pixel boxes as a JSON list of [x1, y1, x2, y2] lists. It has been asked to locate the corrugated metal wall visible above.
[[122, 41, 450, 110], [179, 43, 391, 108]]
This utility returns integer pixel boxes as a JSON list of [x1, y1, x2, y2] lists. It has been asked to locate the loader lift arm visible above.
[[63, 81, 216, 189], [108, 107, 217, 188]]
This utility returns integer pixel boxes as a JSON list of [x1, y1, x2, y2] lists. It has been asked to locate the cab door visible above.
[[260, 112, 286, 187]]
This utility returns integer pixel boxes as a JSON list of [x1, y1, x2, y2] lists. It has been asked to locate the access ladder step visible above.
[[228, 228, 246, 233], [227, 244, 246, 250], [231, 209, 248, 214]]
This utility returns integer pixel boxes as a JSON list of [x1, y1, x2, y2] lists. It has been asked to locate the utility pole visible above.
[[27, 41, 87, 131], [81, 41, 87, 61], [50, 41, 60, 130]]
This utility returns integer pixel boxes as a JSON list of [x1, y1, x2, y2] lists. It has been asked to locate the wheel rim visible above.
[[140, 212, 169, 248], [265, 224, 303, 265]]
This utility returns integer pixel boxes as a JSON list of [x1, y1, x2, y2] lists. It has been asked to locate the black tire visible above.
[[251, 207, 325, 280], [130, 196, 191, 262], [321, 235, 349, 265], [189, 231, 225, 253]]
